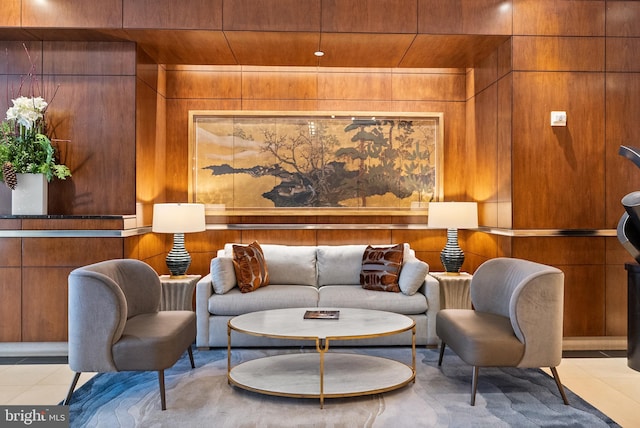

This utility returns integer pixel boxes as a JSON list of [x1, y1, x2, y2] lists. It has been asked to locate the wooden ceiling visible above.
[[0, 27, 509, 69]]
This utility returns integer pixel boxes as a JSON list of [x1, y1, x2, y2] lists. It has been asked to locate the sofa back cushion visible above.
[[223, 243, 317, 286], [317, 245, 368, 286], [260, 244, 317, 286]]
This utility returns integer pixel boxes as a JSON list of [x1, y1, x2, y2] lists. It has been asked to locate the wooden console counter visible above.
[[0, 215, 149, 344]]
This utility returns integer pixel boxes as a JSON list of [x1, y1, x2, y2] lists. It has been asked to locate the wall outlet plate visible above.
[[550, 111, 567, 126]]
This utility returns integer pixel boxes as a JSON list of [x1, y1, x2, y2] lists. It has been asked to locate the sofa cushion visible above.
[[360, 244, 403, 292], [208, 285, 319, 316], [260, 244, 317, 286], [317, 245, 368, 286], [398, 257, 429, 296], [232, 241, 269, 293], [318, 285, 428, 315], [210, 256, 237, 294]]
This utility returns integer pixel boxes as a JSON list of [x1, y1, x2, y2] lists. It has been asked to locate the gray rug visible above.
[[67, 347, 619, 427]]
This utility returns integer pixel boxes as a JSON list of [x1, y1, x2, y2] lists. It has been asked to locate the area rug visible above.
[[67, 347, 619, 427]]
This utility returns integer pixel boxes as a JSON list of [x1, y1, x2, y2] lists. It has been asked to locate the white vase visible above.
[[12, 173, 48, 215]]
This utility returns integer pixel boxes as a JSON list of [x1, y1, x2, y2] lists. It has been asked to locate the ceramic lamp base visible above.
[[166, 233, 192, 277], [440, 228, 464, 274]]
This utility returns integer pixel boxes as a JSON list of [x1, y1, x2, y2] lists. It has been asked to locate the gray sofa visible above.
[[195, 243, 440, 348]]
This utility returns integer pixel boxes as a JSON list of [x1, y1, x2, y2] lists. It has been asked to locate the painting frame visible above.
[[188, 110, 443, 216]]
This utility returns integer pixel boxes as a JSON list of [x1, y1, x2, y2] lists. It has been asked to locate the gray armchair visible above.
[[436, 257, 569, 406], [64, 259, 196, 410]]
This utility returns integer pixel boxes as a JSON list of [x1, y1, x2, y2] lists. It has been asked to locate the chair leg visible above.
[[438, 342, 446, 366], [158, 370, 166, 411], [470, 366, 479, 406], [550, 366, 569, 405], [187, 345, 195, 369], [63, 372, 81, 406]]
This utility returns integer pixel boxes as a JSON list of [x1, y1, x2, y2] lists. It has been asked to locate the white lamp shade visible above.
[[428, 202, 478, 229], [152, 203, 206, 233]]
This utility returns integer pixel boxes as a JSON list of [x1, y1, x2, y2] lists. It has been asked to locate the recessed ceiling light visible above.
[[314, 51, 325, 57]]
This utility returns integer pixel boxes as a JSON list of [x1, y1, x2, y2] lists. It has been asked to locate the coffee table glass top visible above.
[[228, 307, 415, 340]]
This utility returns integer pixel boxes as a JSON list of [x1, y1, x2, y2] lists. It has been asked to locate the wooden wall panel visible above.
[[606, 264, 627, 336], [317, 70, 392, 101], [46, 75, 137, 215], [21, 0, 123, 28], [223, 0, 319, 31], [242, 69, 318, 100], [512, 237, 606, 336], [512, 72, 605, 229], [322, 0, 417, 33], [166, 66, 242, 99], [605, 74, 640, 228], [418, 0, 512, 35], [123, 0, 223, 29], [512, 36, 605, 71], [0, 1, 20, 26], [317, 230, 392, 245], [496, 74, 512, 229], [513, 0, 605, 36], [22, 238, 124, 266], [0, 268, 21, 342], [392, 71, 466, 102], [22, 268, 71, 342], [42, 41, 136, 75], [0, 238, 21, 267], [606, 1, 640, 37], [606, 38, 640, 73], [473, 84, 499, 211]]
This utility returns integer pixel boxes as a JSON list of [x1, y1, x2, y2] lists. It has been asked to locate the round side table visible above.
[[429, 272, 472, 309]]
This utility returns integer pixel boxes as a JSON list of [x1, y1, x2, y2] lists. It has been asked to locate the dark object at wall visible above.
[[625, 263, 640, 372]]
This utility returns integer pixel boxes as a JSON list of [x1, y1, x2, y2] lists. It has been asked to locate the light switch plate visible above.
[[550, 111, 567, 126]]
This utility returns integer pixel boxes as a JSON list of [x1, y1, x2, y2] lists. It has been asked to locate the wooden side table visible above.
[[429, 272, 473, 309], [159, 275, 201, 311]]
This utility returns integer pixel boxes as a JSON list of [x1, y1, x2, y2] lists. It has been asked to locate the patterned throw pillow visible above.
[[232, 241, 270, 293], [360, 244, 404, 292]]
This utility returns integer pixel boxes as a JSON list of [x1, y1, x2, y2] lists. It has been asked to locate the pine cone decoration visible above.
[[2, 162, 17, 190]]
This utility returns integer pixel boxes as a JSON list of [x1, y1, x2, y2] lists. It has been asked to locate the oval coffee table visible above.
[[227, 307, 416, 408]]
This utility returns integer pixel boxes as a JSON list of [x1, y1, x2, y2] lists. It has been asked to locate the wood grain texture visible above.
[[22, 268, 70, 342], [0, 268, 21, 342], [0, 238, 21, 267], [226, 32, 320, 67], [21, 238, 124, 267], [605, 264, 627, 336], [42, 41, 136, 76], [512, 72, 605, 229], [319, 33, 415, 68], [322, 0, 417, 33], [223, 0, 320, 32], [242, 70, 318, 100], [606, 1, 640, 37], [513, 0, 605, 36], [22, 0, 123, 28], [391, 72, 465, 102], [418, 0, 512, 35], [123, 0, 222, 29], [317, 69, 392, 101], [512, 36, 605, 72], [496, 75, 513, 229], [605, 74, 640, 229], [606, 38, 640, 72], [0, 1, 20, 26]]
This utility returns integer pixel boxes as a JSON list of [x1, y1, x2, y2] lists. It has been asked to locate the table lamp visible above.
[[428, 201, 478, 274], [152, 203, 206, 278]]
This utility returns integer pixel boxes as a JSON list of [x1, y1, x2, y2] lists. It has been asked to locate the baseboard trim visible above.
[[0, 342, 68, 357], [563, 336, 627, 351]]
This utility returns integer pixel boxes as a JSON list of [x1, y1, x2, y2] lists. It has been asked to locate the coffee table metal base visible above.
[[229, 352, 414, 403]]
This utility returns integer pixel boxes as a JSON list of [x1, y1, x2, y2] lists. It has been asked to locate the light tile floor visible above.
[[0, 354, 639, 427]]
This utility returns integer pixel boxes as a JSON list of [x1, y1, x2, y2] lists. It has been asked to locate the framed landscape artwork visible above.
[[189, 111, 443, 215]]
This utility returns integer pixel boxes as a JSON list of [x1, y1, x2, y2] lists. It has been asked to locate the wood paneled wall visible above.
[[0, 41, 138, 216]]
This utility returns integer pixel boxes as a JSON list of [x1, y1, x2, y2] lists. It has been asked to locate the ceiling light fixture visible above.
[[314, 50, 324, 57]]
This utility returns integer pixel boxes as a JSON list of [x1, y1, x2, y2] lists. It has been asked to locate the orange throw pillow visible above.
[[360, 244, 404, 292], [232, 241, 270, 293]]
